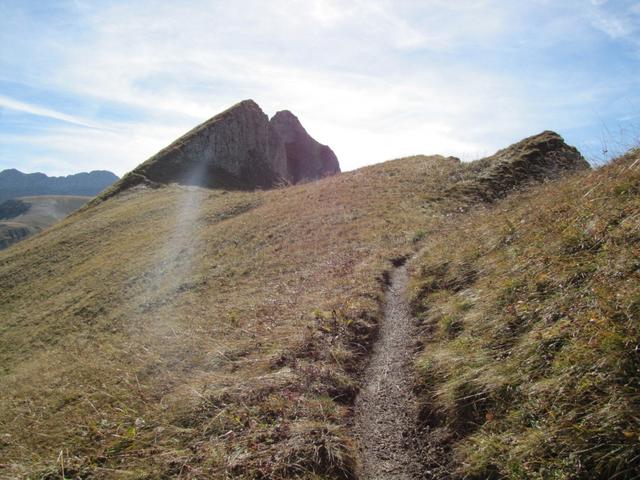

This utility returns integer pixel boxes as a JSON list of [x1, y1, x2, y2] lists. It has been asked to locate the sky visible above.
[[1, 0, 640, 177]]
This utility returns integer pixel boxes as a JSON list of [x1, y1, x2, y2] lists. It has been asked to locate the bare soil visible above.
[[353, 264, 424, 479]]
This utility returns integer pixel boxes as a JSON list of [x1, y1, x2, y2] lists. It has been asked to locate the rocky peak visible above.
[[101, 100, 340, 200], [270, 110, 340, 183], [126, 99, 288, 190], [452, 131, 590, 201]]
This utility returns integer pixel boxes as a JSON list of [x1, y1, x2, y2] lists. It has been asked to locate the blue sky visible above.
[[1, 0, 640, 176]]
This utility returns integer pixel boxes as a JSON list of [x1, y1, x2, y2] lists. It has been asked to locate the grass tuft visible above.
[[409, 150, 640, 479]]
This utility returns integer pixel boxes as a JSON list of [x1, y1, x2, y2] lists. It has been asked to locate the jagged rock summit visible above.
[[270, 110, 340, 183], [103, 100, 340, 199], [452, 130, 590, 201]]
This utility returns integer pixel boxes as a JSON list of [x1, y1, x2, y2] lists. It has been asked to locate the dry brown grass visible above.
[[2, 138, 629, 479], [409, 150, 640, 479], [0, 155, 460, 479]]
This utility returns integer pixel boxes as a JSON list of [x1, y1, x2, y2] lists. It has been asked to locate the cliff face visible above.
[[104, 100, 340, 199], [269, 110, 340, 183]]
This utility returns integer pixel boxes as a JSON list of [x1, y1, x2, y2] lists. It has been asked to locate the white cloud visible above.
[[9, 0, 524, 173], [0, 95, 96, 128], [2, 0, 638, 175], [589, 11, 634, 39], [587, 0, 640, 41], [1, 121, 186, 176], [307, 0, 354, 27]]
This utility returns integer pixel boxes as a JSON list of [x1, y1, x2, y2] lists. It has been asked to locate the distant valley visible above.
[[0, 169, 118, 249]]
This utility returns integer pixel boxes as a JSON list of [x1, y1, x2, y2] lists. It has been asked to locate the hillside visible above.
[[0, 169, 118, 202], [0, 153, 460, 479], [409, 151, 640, 478], [1, 122, 636, 480], [0, 196, 92, 249]]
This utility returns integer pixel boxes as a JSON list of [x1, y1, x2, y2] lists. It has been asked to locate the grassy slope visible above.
[[409, 152, 640, 479], [0, 156, 460, 479]]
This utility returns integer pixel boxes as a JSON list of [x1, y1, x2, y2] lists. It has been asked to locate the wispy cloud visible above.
[[0, 95, 96, 128], [586, 0, 640, 44], [1, 0, 639, 175]]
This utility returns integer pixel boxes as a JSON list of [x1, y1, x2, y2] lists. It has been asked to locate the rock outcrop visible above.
[[452, 131, 590, 201], [269, 111, 340, 183], [103, 100, 340, 199], [131, 100, 288, 190]]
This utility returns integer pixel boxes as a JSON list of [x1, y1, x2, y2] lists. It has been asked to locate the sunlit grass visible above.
[[0, 137, 616, 478], [0, 155, 459, 478], [409, 149, 640, 479]]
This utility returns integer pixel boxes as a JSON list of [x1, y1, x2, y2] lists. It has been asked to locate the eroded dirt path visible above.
[[353, 264, 423, 479]]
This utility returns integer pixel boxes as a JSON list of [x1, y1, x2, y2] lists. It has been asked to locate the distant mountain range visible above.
[[0, 169, 119, 202]]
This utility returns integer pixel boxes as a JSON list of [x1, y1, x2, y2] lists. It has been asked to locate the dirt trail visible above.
[[353, 264, 423, 479]]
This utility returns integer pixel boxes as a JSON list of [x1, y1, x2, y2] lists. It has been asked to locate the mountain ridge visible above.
[[99, 100, 340, 202], [0, 168, 118, 201]]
